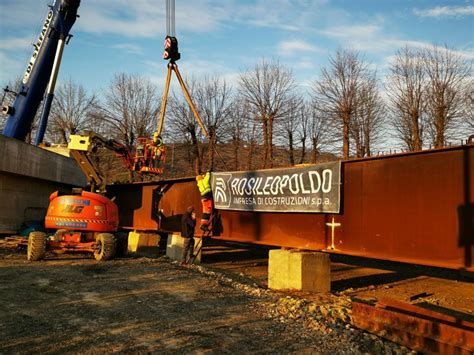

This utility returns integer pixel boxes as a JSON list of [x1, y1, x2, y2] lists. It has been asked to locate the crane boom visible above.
[[2, 0, 81, 142]]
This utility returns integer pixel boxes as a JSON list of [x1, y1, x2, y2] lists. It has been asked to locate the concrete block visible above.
[[268, 249, 290, 289], [127, 231, 160, 256], [166, 233, 201, 263], [268, 249, 330, 293]]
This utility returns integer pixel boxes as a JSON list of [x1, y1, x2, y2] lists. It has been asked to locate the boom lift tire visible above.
[[94, 233, 116, 261], [27, 231, 47, 261]]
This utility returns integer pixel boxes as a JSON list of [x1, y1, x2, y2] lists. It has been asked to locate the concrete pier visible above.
[[0, 135, 86, 232], [166, 233, 202, 263], [127, 231, 160, 256], [268, 249, 330, 293]]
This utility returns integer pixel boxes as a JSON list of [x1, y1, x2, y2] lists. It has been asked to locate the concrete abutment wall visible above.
[[0, 135, 86, 232]]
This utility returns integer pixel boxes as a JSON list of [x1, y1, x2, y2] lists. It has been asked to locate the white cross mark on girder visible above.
[[325, 217, 341, 250]]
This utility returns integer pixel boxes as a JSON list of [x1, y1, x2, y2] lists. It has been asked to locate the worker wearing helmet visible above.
[[153, 132, 162, 144], [196, 171, 213, 231], [149, 133, 165, 168]]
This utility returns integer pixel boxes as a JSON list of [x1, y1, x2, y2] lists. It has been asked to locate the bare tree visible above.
[[195, 77, 233, 171], [308, 102, 333, 163], [386, 46, 426, 151], [351, 74, 385, 157], [227, 97, 251, 171], [229, 99, 261, 171], [312, 50, 370, 159], [239, 59, 296, 168], [290, 100, 312, 164], [296, 100, 311, 164], [245, 118, 260, 170], [278, 96, 303, 166], [462, 78, 474, 133], [46, 79, 97, 143], [423, 45, 472, 147], [96, 73, 160, 150]]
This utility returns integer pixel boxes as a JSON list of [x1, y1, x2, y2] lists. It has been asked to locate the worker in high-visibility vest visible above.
[[149, 132, 165, 168], [196, 171, 213, 231]]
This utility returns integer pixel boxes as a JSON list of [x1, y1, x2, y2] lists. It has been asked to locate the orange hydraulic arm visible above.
[[68, 131, 134, 193]]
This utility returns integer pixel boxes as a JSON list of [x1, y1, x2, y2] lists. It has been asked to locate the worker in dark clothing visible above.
[[180, 206, 196, 265]]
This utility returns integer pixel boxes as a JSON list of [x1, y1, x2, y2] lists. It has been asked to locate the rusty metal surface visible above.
[[109, 144, 473, 270], [107, 178, 202, 233], [352, 298, 474, 354], [158, 179, 202, 232], [107, 183, 161, 231]]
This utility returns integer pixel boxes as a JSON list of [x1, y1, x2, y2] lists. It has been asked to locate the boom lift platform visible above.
[[133, 136, 166, 175], [67, 132, 163, 190]]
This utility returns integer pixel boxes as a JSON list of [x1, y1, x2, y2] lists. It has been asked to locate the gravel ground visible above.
[[0, 249, 413, 354]]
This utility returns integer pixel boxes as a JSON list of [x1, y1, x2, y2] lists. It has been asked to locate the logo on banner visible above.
[[213, 173, 232, 208]]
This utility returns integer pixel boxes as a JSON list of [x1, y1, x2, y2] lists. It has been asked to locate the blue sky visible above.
[[0, 0, 473, 96]]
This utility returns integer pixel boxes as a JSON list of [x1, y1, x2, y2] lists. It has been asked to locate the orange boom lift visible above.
[[27, 132, 142, 261]]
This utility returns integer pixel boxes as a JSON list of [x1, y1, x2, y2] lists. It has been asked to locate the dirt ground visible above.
[[0, 241, 472, 354]]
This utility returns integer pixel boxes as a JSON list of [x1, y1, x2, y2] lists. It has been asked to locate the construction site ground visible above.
[[0, 240, 473, 354]]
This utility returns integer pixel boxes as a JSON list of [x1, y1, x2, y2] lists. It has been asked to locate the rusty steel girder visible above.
[[352, 298, 474, 354], [107, 143, 474, 271]]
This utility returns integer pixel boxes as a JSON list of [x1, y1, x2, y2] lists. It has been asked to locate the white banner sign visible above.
[[211, 162, 341, 213]]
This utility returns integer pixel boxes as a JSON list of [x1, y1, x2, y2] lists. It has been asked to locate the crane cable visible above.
[[166, 0, 175, 37], [162, 0, 228, 171]]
